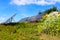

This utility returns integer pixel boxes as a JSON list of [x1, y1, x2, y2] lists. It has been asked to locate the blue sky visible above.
[[0, 0, 60, 23]]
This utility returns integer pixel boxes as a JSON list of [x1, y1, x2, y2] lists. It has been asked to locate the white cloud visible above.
[[10, 0, 60, 6], [0, 17, 5, 23]]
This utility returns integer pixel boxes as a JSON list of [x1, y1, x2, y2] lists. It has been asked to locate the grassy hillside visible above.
[[0, 22, 40, 40], [0, 12, 60, 40]]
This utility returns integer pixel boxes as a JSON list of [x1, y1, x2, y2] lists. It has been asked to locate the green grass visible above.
[[0, 22, 40, 40]]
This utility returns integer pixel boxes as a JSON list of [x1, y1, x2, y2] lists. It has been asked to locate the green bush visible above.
[[38, 12, 60, 36]]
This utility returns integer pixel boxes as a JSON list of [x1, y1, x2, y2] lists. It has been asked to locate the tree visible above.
[[38, 12, 42, 14], [44, 6, 57, 14]]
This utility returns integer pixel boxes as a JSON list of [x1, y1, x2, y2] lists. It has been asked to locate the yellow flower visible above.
[[42, 14, 48, 19], [58, 12, 60, 14]]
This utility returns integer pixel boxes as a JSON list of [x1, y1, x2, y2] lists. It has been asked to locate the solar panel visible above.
[[4, 14, 16, 23]]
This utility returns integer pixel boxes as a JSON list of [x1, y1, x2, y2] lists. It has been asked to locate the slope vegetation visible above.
[[38, 12, 60, 40], [0, 12, 60, 40]]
